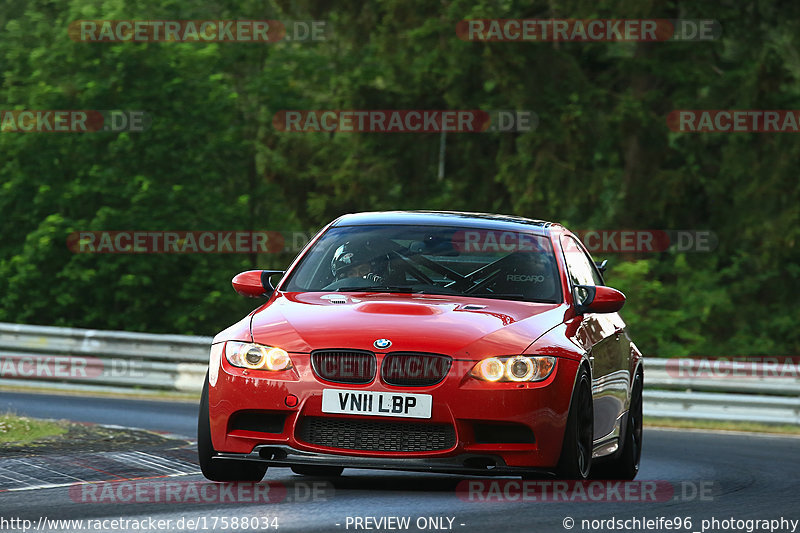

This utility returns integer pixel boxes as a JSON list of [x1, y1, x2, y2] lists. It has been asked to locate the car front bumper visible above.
[[208, 349, 579, 472]]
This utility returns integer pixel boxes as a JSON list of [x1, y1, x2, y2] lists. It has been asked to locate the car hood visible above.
[[250, 292, 567, 359]]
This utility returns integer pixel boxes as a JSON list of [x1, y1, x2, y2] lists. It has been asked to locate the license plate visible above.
[[321, 389, 432, 419]]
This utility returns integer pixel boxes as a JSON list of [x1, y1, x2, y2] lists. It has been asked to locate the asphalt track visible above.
[[1, 391, 798, 533]]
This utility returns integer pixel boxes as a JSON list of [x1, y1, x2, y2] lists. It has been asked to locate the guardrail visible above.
[[643, 358, 800, 424], [0, 322, 209, 394], [0, 322, 798, 424]]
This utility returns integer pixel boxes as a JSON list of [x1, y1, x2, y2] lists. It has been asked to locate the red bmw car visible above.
[[198, 211, 643, 481]]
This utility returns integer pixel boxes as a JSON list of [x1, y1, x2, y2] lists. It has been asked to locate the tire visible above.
[[555, 365, 593, 479], [291, 465, 344, 477], [198, 373, 268, 482], [591, 370, 643, 480]]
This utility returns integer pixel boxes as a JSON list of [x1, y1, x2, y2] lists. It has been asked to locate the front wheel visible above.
[[198, 373, 268, 482], [556, 365, 593, 479], [592, 370, 643, 480]]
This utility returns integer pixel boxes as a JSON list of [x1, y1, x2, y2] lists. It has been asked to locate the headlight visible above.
[[225, 341, 293, 371], [470, 356, 555, 382], [472, 357, 505, 381]]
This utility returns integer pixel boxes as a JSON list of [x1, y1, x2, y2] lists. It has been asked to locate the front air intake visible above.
[[381, 352, 452, 386], [311, 350, 376, 384], [297, 416, 456, 452], [229, 411, 287, 434]]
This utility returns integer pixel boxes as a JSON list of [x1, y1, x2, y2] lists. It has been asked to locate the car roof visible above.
[[330, 211, 561, 235]]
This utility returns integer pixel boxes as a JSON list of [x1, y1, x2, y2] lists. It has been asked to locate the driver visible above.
[[330, 242, 383, 283]]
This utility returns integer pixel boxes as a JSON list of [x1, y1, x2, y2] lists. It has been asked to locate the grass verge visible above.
[[646, 416, 800, 435], [0, 384, 198, 403], [0, 414, 188, 456], [0, 412, 68, 445]]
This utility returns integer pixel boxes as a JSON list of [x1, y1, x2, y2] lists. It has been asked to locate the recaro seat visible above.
[[487, 251, 558, 302]]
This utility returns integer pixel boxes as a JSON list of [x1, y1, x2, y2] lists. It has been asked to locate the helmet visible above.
[[331, 242, 371, 279]]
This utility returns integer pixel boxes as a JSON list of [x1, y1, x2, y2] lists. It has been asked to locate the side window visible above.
[[561, 236, 603, 287]]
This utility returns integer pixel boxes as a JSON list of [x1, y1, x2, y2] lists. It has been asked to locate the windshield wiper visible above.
[[336, 285, 416, 293]]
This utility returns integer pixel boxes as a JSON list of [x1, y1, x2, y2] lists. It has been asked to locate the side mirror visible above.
[[573, 285, 625, 314], [231, 270, 285, 298]]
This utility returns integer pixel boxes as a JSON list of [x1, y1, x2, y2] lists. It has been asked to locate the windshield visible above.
[[282, 225, 562, 303]]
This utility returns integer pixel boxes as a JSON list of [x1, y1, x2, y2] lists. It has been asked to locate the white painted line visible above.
[[111, 452, 191, 476], [2, 471, 199, 492], [129, 451, 198, 474], [0, 468, 30, 484], [3, 481, 75, 492], [11, 459, 87, 482]]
